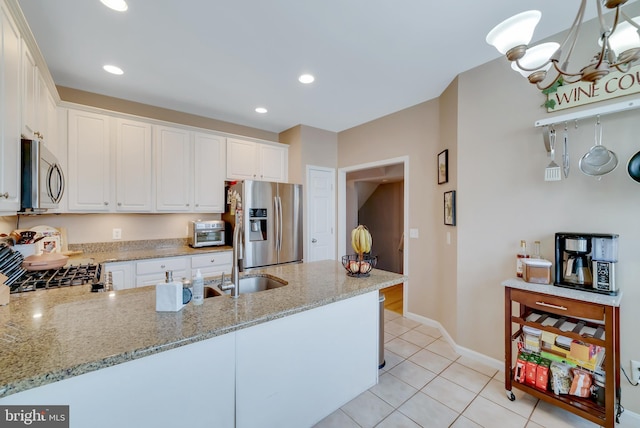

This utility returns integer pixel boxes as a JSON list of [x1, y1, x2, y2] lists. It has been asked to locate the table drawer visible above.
[[136, 256, 189, 275], [192, 252, 232, 269], [510, 288, 604, 321]]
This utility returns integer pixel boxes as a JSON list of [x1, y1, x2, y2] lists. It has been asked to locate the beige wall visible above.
[[338, 100, 441, 318], [337, 9, 640, 412]]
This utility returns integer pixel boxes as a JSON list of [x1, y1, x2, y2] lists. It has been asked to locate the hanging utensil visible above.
[[562, 122, 570, 178], [579, 116, 618, 178], [545, 129, 562, 181]]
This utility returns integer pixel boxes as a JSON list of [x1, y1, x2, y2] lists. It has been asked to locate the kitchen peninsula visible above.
[[0, 260, 405, 428]]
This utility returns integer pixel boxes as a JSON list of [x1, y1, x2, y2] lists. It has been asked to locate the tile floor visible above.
[[314, 310, 635, 428]]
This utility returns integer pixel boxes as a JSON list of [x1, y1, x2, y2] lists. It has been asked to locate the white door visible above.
[[307, 166, 336, 262]]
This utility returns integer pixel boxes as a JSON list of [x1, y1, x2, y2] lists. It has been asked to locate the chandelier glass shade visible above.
[[486, 0, 640, 90]]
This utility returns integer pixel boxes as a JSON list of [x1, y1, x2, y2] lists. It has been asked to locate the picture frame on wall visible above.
[[444, 190, 456, 226], [438, 149, 448, 184]]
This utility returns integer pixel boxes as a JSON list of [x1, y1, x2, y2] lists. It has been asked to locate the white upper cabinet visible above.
[[21, 40, 37, 138], [67, 109, 111, 212], [115, 118, 153, 211], [0, 3, 21, 213], [226, 138, 288, 182], [155, 125, 192, 212], [258, 143, 287, 182], [194, 132, 225, 212]]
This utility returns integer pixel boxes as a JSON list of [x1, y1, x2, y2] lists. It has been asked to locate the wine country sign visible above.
[[547, 64, 640, 112]]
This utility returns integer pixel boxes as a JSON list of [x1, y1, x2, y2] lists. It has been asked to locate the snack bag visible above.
[[525, 354, 539, 386], [550, 361, 572, 395], [536, 358, 551, 391], [514, 352, 527, 383], [569, 368, 592, 398]]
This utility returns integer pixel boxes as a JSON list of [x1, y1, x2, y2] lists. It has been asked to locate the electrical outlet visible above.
[[112, 228, 122, 240], [632, 360, 640, 383]]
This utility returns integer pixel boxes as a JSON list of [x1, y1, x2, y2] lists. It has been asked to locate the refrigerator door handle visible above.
[[274, 196, 280, 251], [278, 196, 283, 252]]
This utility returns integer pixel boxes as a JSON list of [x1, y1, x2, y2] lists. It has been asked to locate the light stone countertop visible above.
[[73, 244, 233, 265], [0, 260, 406, 398], [502, 278, 622, 307]]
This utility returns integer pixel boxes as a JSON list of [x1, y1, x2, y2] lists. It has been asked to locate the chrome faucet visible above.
[[225, 222, 243, 298]]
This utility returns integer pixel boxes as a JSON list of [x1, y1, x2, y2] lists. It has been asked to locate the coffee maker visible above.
[[555, 233, 619, 295]]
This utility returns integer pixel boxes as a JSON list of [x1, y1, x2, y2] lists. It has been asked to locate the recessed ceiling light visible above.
[[100, 0, 128, 12], [298, 74, 315, 84], [255, 107, 268, 114], [103, 64, 124, 75]]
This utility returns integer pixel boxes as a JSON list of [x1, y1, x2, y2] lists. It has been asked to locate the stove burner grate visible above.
[[9, 264, 100, 293]]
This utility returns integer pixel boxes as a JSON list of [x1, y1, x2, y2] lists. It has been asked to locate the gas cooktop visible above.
[[9, 263, 101, 293]]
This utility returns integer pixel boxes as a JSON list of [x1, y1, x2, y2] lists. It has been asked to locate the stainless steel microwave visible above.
[[189, 220, 226, 248], [20, 139, 65, 213]]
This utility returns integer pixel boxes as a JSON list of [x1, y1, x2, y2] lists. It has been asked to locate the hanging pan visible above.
[[628, 150, 640, 183]]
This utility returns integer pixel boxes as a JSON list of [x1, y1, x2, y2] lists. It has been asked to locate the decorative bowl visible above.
[[341, 254, 377, 278]]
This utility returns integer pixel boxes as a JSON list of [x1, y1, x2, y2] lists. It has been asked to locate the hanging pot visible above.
[[628, 150, 640, 183]]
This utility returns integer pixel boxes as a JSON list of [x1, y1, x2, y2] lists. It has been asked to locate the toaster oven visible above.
[[189, 220, 226, 248]]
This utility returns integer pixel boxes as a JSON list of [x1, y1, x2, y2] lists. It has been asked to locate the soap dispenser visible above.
[[156, 271, 190, 312]]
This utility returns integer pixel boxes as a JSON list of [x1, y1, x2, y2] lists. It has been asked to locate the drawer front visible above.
[[136, 257, 189, 275], [192, 252, 232, 269], [137, 270, 188, 286], [510, 288, 604, 320]]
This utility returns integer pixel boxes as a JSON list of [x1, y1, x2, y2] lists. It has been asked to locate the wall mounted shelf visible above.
[[535, 97, 640, 128]]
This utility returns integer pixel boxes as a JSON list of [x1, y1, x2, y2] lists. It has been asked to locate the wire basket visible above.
[[342, 254, 377, 278]]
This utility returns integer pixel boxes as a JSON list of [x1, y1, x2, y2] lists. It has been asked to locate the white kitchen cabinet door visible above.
[[227, 138, 288, 182], [104, 261, 134, 291], [258, 143, 287, 182], [193, 132, 225, 212], [155, 125, 192, 212], [67, 110, 111, 211], [226, 138, 258, 180], [115, 119, 153, 211], [21, 40, 37, 139], [0, 4, 21, 213]]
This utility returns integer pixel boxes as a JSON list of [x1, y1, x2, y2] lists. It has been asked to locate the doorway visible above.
[[338, 156, 409, 315]]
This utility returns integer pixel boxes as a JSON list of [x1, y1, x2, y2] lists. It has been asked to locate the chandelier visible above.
[[486, 0, 640, 90]]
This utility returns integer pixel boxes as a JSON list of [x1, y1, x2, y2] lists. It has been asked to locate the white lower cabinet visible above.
[[0, 291, 379, 428], [103, 261, 134, 291], [191, 251, 232, 277], [235, 291, 378, 428], [0, 333, 236, 428], [136, 255, 190, 286]]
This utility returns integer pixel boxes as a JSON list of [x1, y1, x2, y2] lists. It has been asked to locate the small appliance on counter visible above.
[[554, 232, 619, 295], [20, 138, 65, 213], [188, 220, 226, 248]]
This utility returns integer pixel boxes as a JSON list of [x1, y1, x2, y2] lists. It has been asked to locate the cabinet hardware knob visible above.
[[0, 192, 9, 199], [195, 204, 199, 207], [104, 201, 109, 205], [312, 238, 317, 243], [211, 259, 215, 263], [161, 264, 166, 269], [186, 203, 190, 207], [117, 202, 122, 206], [535, 301, 567, 311]]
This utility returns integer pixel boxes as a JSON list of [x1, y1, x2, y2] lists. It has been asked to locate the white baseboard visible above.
[[403, 311, 503, 371], [403, 310, 640, 424]]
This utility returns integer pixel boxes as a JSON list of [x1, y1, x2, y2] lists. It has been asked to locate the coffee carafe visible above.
[[563, 237, 592, 285]]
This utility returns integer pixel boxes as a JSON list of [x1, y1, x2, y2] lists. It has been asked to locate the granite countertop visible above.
[[502, 278, 622, 307], [73, 243, 233, 265], [0, 260, 406, 398]]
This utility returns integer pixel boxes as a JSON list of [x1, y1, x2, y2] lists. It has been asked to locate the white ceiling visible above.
[[17, 0, 616, 133]]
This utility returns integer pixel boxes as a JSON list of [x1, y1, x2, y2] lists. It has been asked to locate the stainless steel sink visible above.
[[203, 275, 287, 297], [225, 275, 287, 295]]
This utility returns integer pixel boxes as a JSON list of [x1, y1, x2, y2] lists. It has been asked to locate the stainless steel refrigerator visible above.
[[222, 180, 303, 269]]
